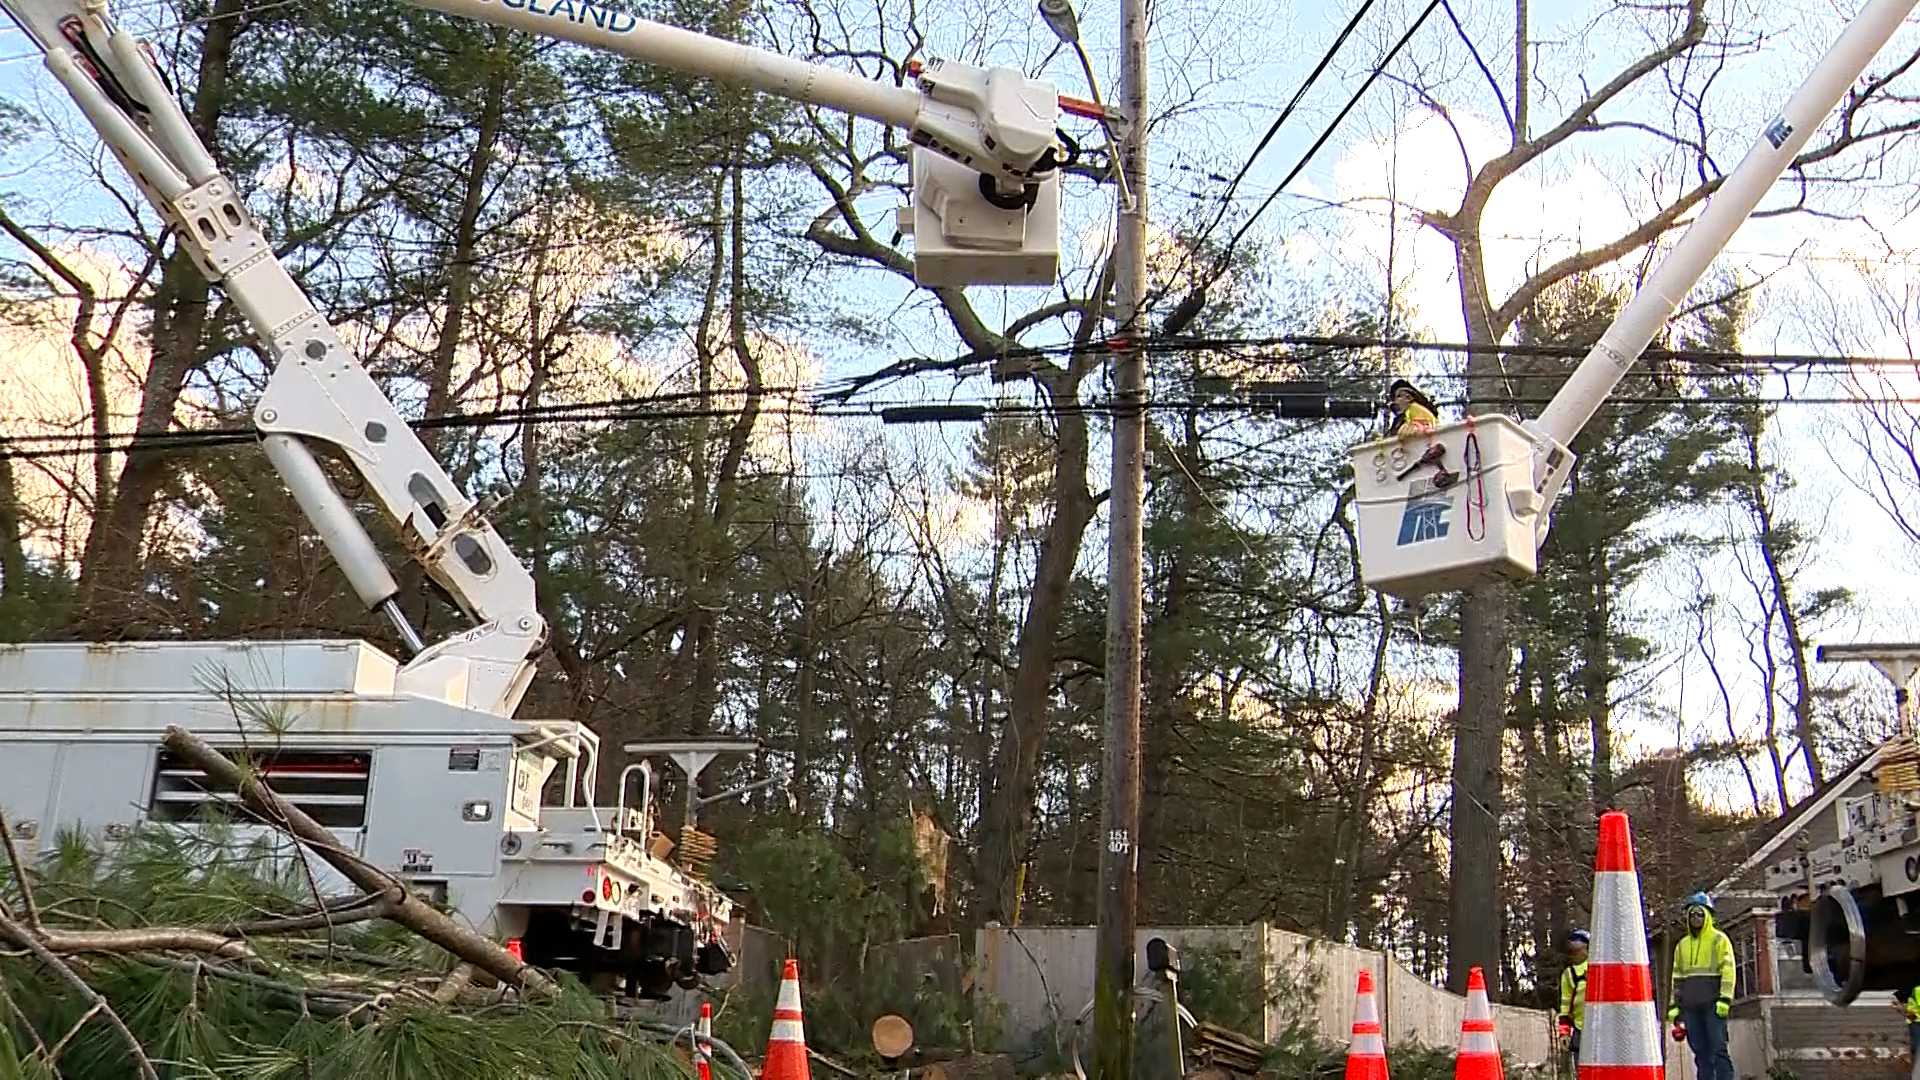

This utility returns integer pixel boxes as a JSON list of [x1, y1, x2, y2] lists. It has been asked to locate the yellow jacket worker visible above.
[[1558, 929, 1589, 1058], [1667, 892, 1736, 1080], [1387, 379, 1438, 436]]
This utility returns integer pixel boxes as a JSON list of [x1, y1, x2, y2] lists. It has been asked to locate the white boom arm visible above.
[[3, 0, 548, 712], [1, 0, 1068, 712], [1529, 0, 1918, 454], [1352, 0, 1919, 598], [406, 0, 1061, 192]]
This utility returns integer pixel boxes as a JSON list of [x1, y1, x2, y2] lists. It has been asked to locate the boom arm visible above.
[[2, 0, 1071, 713], [404, 0, 1062, 192], [1353, 0, 1919, 597], [4, 0, 547, 713], [1527, 0, 1919, 457]]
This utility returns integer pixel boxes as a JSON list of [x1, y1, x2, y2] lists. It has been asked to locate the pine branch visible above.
[[0, 809, 39, 930], [224, 892, 394, 936], [0, 906, 159, 1079], [161, 725, 559, 997], [31, 925, 256, 962]]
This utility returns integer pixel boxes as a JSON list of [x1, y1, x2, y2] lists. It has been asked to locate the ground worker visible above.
[[1893, 981, 1920, 1079], [1558, 928, 1590, 1065], [1667, 891, 1736, 1080]]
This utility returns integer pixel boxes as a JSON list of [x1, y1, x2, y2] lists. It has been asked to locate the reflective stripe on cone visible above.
[[762, 958, 812, 1080], [1579, 813, 1661, 1080], [1347, 969, 1390, 1080], [1456, 966, 1503, 1080]]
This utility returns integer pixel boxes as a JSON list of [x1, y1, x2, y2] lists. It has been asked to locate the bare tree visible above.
[[1306, 0, 1920, 989]]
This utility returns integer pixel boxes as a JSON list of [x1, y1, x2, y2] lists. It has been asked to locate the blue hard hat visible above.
[[1684, 891, 1714, 912], [1567, 929, 1590, 945]]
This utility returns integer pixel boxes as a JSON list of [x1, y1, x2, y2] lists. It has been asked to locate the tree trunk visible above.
[[0, 449, 26, 599], [1584, 556, 1614, 817], [1139, 408, 1201, 923], [1450, 585, 1508, 993], [670, 156, 763, 737], [69, 257, 209, 633], [1744, 429, 1823, 787], [1447, 235, 1510, 994], [422, 26, 510, 449], [792, 551, 826, 819], [70, 0, 249, 632], [972, 372, 1094, 923]]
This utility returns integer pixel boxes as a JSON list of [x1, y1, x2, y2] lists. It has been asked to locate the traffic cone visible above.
[[696, 1001, 714, 1080], [1346, 969, 1389, 1080], [762, 958, 811, 1080], [1455, 967, 1502, 1080], [1580, 811, 1664, 1080]]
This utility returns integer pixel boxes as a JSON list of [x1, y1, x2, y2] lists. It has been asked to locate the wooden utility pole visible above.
[[1094, 0, 1148, 1069]]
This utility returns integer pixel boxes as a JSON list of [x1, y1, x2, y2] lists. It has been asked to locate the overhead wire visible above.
[[1149, 0, 1460, 337], [10, 383, 1920, 461]]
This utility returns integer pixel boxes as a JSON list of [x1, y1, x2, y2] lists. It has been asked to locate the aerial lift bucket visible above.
[[1349, 414, 1571, 598]]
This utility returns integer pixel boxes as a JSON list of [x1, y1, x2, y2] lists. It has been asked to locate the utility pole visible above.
[[1094, 0, 1148, 1069]]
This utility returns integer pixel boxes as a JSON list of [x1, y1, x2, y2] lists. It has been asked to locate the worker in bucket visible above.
[[1386, 378, 1438, 437], [1557, 928, 1589, 1065], [1667, 892, 1736, 1080]]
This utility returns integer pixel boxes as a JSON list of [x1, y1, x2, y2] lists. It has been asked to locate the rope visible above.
[[1463, 417, 1487, 542]]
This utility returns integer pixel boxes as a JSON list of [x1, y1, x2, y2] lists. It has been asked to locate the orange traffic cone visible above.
[[1581, 811, 1663, 1080], [696, 1001, 714, 1080], [1455, 967, 1503, 1080], [1346, 969, 1389, 1080], [762, 958, 811, 1080]]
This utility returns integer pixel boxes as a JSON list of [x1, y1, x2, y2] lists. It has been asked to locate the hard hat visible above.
[[1566, 928, 1590, 945], [1684, 891, 1714, 912], [1387, 379, 1437, 412]]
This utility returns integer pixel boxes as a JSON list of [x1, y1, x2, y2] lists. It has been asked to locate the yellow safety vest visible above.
[[1560, 961, 1588, 1029], [1670, 914, 1735, 1011]]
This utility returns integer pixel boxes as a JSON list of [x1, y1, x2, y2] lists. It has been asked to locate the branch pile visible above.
[[0, 726, 748, 1079]]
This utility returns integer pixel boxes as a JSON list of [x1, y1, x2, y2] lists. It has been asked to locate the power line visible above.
[[848, 333, 1920, 391], [1195, 0, 1380, 243], [11, 385, 1920, 461], [1155, 0, 1457, 336]]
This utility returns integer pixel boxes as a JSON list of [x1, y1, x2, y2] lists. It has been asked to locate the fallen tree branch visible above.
[[0, 809, 40, 929], [45, 1001, 105, 1067], [433, 962, 476, 1005], [162, 725, 556, 997], [811, 1047, 861, 1077], [577, 1017, 756, 1079], [33, 925, 257, 961], [0, 906, 158, 1080], [225, 892, 393, 936]]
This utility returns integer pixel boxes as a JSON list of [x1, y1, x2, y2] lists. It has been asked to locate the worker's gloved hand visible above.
[[1670, 1023, 1687, 1043], [1558, 1018, 1573, 1039], [1715, 1000, 1731, 1019]]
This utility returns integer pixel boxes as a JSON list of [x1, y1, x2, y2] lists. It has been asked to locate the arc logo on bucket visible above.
[[1396, 491, 1452, 545]]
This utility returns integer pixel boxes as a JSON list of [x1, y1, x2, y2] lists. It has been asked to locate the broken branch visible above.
[[161, 725, 557, 997], [0, 809, 40, 929], [0, 906, 158, 1080]]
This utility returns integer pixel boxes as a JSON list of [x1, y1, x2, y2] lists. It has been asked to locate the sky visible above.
[[3, 0, 1920, 814]]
